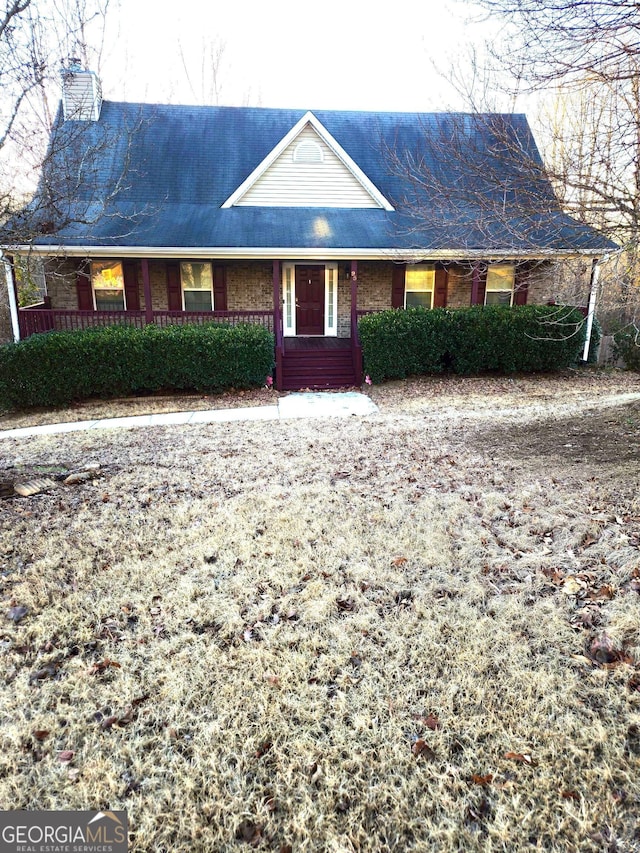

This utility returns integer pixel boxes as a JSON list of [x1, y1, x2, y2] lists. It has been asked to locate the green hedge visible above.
[[0, 323, 275, 410], [358, 305, 588, 382], [613, 327, 640, 372]]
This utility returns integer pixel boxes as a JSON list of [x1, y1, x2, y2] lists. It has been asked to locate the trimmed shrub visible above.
[[359, 305, 587, 382], [0, 323, 274, 410], [613, 327, 640, 372]]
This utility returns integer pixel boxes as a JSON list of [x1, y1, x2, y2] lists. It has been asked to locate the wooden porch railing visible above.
[[18, 309, 274, 339]]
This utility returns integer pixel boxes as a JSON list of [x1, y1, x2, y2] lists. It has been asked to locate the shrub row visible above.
[[0, 323, 275, 409], [613, 328, 640, 372], [358, 305, 588, 382]]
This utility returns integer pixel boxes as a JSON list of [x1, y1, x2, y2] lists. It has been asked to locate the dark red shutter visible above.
[[213, 264, 227, 311], [471, 267, 487, 305], [514, 263, 529, 305], [123, 261, 140, 310], [76, 262, 93, 310], [433, 267, 448, 308], [391, 263, 406, 308], [166, 262, 182, 311]]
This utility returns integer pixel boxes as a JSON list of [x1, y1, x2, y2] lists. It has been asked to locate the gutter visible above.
[[1, 252, 20, 343], [2, 245, 614, 262]]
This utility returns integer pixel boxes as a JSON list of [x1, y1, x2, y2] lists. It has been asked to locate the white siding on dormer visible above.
[[235, 126, 382, 208]]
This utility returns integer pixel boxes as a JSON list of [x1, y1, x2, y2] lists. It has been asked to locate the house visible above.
[[1, 63, 616, 389]]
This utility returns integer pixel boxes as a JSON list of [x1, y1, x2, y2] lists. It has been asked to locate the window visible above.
[[91, 261, 125, 310], [405, 265, 435, 309], [485, 264, 515, 306], [181, 262, 214, 310]]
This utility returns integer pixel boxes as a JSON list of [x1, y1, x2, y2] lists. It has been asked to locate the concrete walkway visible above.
[[0, 392, 379, 440]]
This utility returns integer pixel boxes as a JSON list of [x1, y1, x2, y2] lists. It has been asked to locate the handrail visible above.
[[17, 308, 275, 338]]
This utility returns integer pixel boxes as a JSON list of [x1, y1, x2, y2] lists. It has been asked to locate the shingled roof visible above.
[[11, 103, 615, 256]]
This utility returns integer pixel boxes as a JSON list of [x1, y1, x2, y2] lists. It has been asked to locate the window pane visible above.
[[405, 265, 435, 291], [406, 291, 432, 309], [181, 262, 213, 290], [95, 290, 125, 311], [486, 264, 515, 291], [91, 261, 124, 310], [184, 290, 213, 311], [485, 290, 512, 306]]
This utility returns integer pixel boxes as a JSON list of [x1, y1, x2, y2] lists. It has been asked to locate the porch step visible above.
[[280, 347, 357, 391]]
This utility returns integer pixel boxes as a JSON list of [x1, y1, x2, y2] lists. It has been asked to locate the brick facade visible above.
[[40, 256, 561, 333]]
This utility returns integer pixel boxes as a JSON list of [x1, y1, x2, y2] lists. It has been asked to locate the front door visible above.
[[295, 265, 324, 335]]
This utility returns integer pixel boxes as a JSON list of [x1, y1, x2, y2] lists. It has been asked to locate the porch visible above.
[[16, 256, 366, 391]]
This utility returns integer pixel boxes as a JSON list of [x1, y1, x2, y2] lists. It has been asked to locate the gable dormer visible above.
[[222, 111, 393, 210]]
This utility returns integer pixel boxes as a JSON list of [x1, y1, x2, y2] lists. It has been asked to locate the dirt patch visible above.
[[0, 372, 639, 852], [499, 399, 640, 468]]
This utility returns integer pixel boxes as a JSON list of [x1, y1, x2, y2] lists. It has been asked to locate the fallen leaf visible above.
[[29, 661, 61, 683], [562, 577, 584, 595], [235, 819, 262, 845], [504, 751, 537, 766], [411, 738, 436, 760], [32, 730, 50, 741], [255, 741, 272, 759], [589, 633, 631, 666], [424, 712, 440, 730], [89, 658, 121, 675], [561, 790, 580, 800], [100, 716, 119, 730], [413, 712, 440, 731], [589, 585, 615, 601], [336, 597, 356, 612], [391, 556, 408, 566], [571, 653, 595, 667], [471, 773, 493, 785], [58, 750, 74, 764]]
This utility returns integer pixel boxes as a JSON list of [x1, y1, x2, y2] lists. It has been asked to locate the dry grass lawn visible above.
[[1, 369, 639, 852]]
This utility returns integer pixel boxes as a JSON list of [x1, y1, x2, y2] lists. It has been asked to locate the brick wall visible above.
[[446, 265, 473, 307], [45, 259, 79, 310], [526, 261, 570, 304], [226, 261, 273, 311]]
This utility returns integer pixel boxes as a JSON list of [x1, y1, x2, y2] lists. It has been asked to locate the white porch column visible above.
[[2, 253, 20, 342]]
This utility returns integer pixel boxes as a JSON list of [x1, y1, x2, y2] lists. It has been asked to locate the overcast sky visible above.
[[98, 0, 502, 112]]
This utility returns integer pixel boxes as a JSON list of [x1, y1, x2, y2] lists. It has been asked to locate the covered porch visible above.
[[13, 258, 365, 391]]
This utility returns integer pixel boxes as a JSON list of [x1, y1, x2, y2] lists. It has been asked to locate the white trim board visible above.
[[6, 245, 604, 261]]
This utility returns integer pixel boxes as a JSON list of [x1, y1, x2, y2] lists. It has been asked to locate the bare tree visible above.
[[177, 35, 227, 106], [0, 0, 114, 227], [463, 0, 640, 334]]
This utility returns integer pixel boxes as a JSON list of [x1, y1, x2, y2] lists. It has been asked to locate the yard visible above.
[[1, 370, 639, 852]]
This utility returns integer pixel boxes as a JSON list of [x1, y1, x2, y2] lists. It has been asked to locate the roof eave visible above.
[[4, 244, 611, 261]]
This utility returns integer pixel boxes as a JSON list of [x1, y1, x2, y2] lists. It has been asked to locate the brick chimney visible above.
[[61, 58, 102, 121]]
